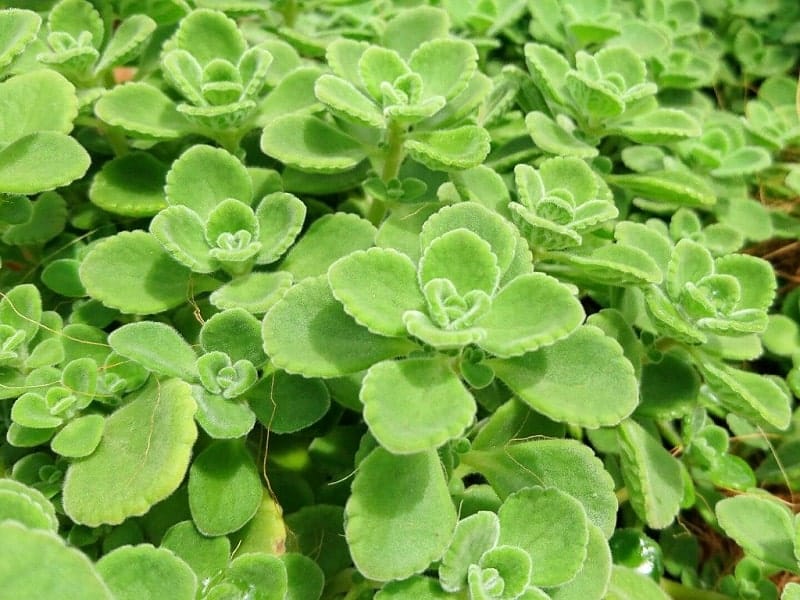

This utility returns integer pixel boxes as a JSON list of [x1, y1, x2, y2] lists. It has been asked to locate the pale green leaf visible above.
[[377, 576, 455, 599], [249, 370, 330, 434], [0, 132, 89, 195], [97, 545, 197, 600], [51, 414, 104, 458], [2, 190, 67, 245], [200, 307, 266, 366], [0, 488, 55, 530], [161, 520, 230, 581], [409, 39, 477, 101], [345, 447, 457, 581], [63, 379, 198, 526], [546, 523, 612, 600], [0, 70, 77, 145], [382, 6, 449, 59], [192, 386, 255, 439], [95, 14, 156, 72], [254, 192, 306, 265], [209, 271, 293, 315], [439, 511, 500, 592], [314, 74, 384, 128], [405, 125, 491, 171], [0, 9, 41, 71], [605, 171, 715, 208], [109, 321, 198, 381], [525, 112, 598, 158], [225, 553, 287, 600], [150, 206, 216, 273], [419, 229, 500, 296], [610, 108, 701, 143], [0, 479, 58, 531], [0, 283, 41, 342], [605, 566, 669, 600], [174, 7, 245, 64], [89, 152, 168, 217], [95, 83, 192, 139]]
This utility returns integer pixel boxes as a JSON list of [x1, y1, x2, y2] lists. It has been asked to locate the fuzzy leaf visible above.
[[249, 370, 330, 434], [161, 521, 230, 581], [470, 545, 532, 599], [150, 205, 215, 272], [618, 419, 683, 529], [409, 39, 477, 101], [257, 66, 323, 125], [95, 14, 156, 72], [0, 132, 90, 195], [263, 275, 413, 377], [491, 326, 638, 427], [200, 308, 266, 366], [716, 495, 797, 571], [314, 74, 384, 128], [420, 229, 500, 296], [0, 487, 55, 530], [2, 190, 66, 245], [405, 125, 490, 171], [96, 545, 197, 600], [226, 553, 287, 600], [361, 357, 475, 454], [498, 486, 589, 587], [80, 231, 194, 315], [63, 379, 198, 526], [189, 439, 262, 536], [261, 114, 365, 173], [0, 70, 77, 145], [89, 152, 168, 217], [546, 523, 612, 600], [382, 6, 449, 59], [0, 522, 112, 600], [209, 271, 293, 315], [476, 273, 584, 358], [165, 145, 252, 220], [439, 511, 501, 592], [712, 146, 772, 178], [95, 83, 192, 139], [51, 414, 104, 458], [109, 321, 198, 381], [0, 283, 41, 342], [610, 108, 701, 143], [254, 192, 306, 264], [606, 171, 715, 208], [605, 566, 669, 600], [192, 386, 255, 439], [345, 447, 457, 581], [174, 8, 245, 65], [328, 248, 425, 337], [0, 9, 41, 71], [525, 112, 598, 158], [0, 479, 58, 532]]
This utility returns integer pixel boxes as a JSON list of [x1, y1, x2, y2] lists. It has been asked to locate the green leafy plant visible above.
[[1, 1, 800, 599]]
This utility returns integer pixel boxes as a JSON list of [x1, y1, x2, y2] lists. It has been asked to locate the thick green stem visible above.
[[660, 578, 731, 600], [381, 120, 406, 182]]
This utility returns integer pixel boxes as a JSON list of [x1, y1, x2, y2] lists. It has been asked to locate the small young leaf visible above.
[[525, 112, 599, 158], [201, 308, 266, 366], [314, 74, 384, 128], [209, 271, 293, 315], [109, 321, 198, 381], [150, 205, 216, 272], [409, 39, 477, 101], [192, 386, 256, 439], [95, 14, 156, 72], [405, 125, 491, 171], [345, 447, 457, 581], [51, 414, 104, 458], [254, 192, 306, 265], [97, 544, 196, 600], [0, 9, 41, 71], [439, 511, 501, 592]]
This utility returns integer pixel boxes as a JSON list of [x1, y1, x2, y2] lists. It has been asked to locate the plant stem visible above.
[[661, 578, 731, 600], [381, 120, 406, 182]]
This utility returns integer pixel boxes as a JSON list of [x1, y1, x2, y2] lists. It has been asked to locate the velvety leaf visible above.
[[361, 357, 475, 453], [109, 321, 198, 381], [95, 13, 155, 72], [463, 439, 618, 538], [314, 74, 384, 128], [80, 231, 194, 314], [491, 326, 638, 428], [89, 152, 168, 217], [0, 132, 90, 195], [261, 114, 365, 173], [605, 566, 669, 600], [546, 523, 612, 600], [150, 206, 215, 272], [165, 145, 252, 220], [0, 479, 58, 531], [666, 239, 713, 299], [637, 353, 700, 419], [97, 544, 197, 600], [524, 43, 570, 106], [498, 486, 589, 587], [644, 286, 706, 344], [254, 192, 306, 265], [280, 553, 324, 600], [0, 283, 41, 342], [2, 190, 67, 245], [0, 487, 55, 530], [95, 83, 192, 139], [225, 553, 287, 600], [382, 6, 449, 59], [285, 505, 349, 578], [174, 7, 245, 64], [409, 39, 477, 101], [0, 70, 77, 145], [470, 545, 532, 599], [420, 229, 500, 296], [279, 213, 376, 280], [618, 419, 683, 529], [525, 112, 598, 158], [0, 522, 112, 600], [610, 108, 701, 143], [476, 273, 584, 358], [0, 9, 41, 71], [192, 386, 255, 439], [209, 271, 293, 314], [189, 439, 263, 536], [376, 202, 440, 262], [231, 492, 287, 556], [257, 66, 323, 125], [63, 379, 198, 526], [716, 495, 797, 571], [328, 248, 425, 337], [712, 146, 772, 178], [405, 125, 491, 171], [161, 520, 230, 581], [249, 370, 330, 434], [377, 576, 454, 599], [51, 414, 104, 458], [201, 307, 266, 366], [605, 171, 715, 208], [439, 511, 500, 592], [614, 222, 672, 276], [263, 276, 414, 378], [345, 447, 457, 581], [715, 253, 775, 311]]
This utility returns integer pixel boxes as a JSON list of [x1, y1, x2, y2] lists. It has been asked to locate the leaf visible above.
[[175, 7, 245, 64], [2, 190, 67, 245], [257, 66, 323, 125], [605, 171, 715, 208], [0, 70, 77, 145], [637, 353, 700, 419], [525, 112, 598, 158], [405, 125, 491, 171], [254, 192, 306, 265], [361, 357, 475, 454], [96, 544, 197, 600], [0, 521, 112, 600], [439, 511, 501, 592], [382, 6, 450, 59], [0, 487, 55, 530], [498, 486, 589, 587], [314, 74, 384, 128], [40, 259, 84, 298], [165, 144, 252, 220], [546, 523, 612, 600], [260, 114, 365, 173], [711, 146, 772, 178], [262, 276, 414, 378], [0, 9, 41, 71], [329, 248, 425, 337], [618, 419, 683, 529], [150, 206, 215, 272], [0, 132, 90, 195], [285, 505, 349, 578], [421, 230, 499, 297], [462, 439, 618, 538], [0, 479, 58, 532], [476, 273, 584, 358], [279, 212, 376, 280], [89, 152, 168, 217], [249, 370, 330, 434], [188, 439, 263, 536], [409, 39, 477, 101], [95, 82, 192, 139], [80, 230, 194, 315], [605, 566, 669, 600], [0, 283, 41, 342], [51, 414, 104, 458], [225, 553, 287, 600], [491, 326, 638, 428], [62, 379, 198, 526], [95, 13, 156, 72], [377, 576, 458, 599], [470, 545, 532, 598], [345, 447, 457, 581], [281, 553, 325, 600], [209, 271, 292, 315], [200, 308, 266, 366], [192, 386, 255, 439], [610, 108, 701, 143], [161, 520, 230, 581], [109, 321, 198, 381]]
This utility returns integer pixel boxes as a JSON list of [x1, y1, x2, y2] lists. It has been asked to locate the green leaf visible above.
[[80, 231, 194, 315], [254, 192, 306, 265], [329, 248, 425, 337], [606, 171, 715, 208], [0, 521, 112, 600], [470, 545, 532, 599], [225, 553, 287, 600], [314, 74, 384, 128], [89, 152, 168, 217], [0, 70, 77, 145], [439, 511, 500, 592], [0, 479, 58, 531], [609, 108, 701, 143], [262, 275, 414, 378], [109, 321, 198, 381], [462, 439, 618, 538], [150, 206, 216, 272], [345, 447, 457, 581], [477, 273, 584, 358], [409, 39, 477, 101], [0, 283, 41, 342], [281, 553, 325, 600], [637, 353, 700, 419], [12, 391, 62, 429], [97, 544, 197, 600], [175, 7, 245, 64], [51, 414, 104, 458], [192, 386, 255, 439], [249, 370, 330, 434], [421, 229, 499, 296], [491, 326, 638, 428], [525, 112, 598, 158], [165, 145, 252, 220], [405, 125, 491, 171], [161, 520, 230, 581], [279, 213, 376, 281], [95, 83, 192, 139], [546, 523, 612, 600], [716, 495, 797, 571], [260, 114, 365, 173], [618, 419, 683, 529], [382, 6, 450, 59], [0, 487, 55, 530], [0, 132, 90, 195], [285, 505, 348, 578], [361, 357, 475, 454], [209, 271, 293, 315], [711, 146, 772, 178], [2, 190, 67, 245], [498, 486, 589, 587], [257, 66, 323, 125], [377, 576, 455, 599], [62, 379, 198, 526], [41, 259, 86, 298], [95, 14, 156, 72], [605, 566, 669, 600], [200, 308, 266, 366], [188, 439, 263, 536], [0, 9, 41, 71]]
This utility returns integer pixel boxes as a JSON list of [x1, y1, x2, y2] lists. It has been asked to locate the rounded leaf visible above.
[[89, 152, 168, 217], [51, 413, 104, 458], [161, 520, 230, 580], [405, 125, 491, 171], [0, 132, 90, 195], [409, 38, 477, 101], [192, 386, 256, 439], [201, 307, 267, 366], [97, 544, 197, 600], [95, 83, 191, 139], [249, 370, 330, 434], [0, 479, 58, 531], [546, 523, 612, 600], [0, 70, 77, 145], [420, 229, 500, 296], [109, 321, 198, 381], [439, 511, 501, 592], [210, 271, 293, 315]]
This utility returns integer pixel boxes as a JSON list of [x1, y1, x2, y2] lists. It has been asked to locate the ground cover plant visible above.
[[1, 0, 800, 598]]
